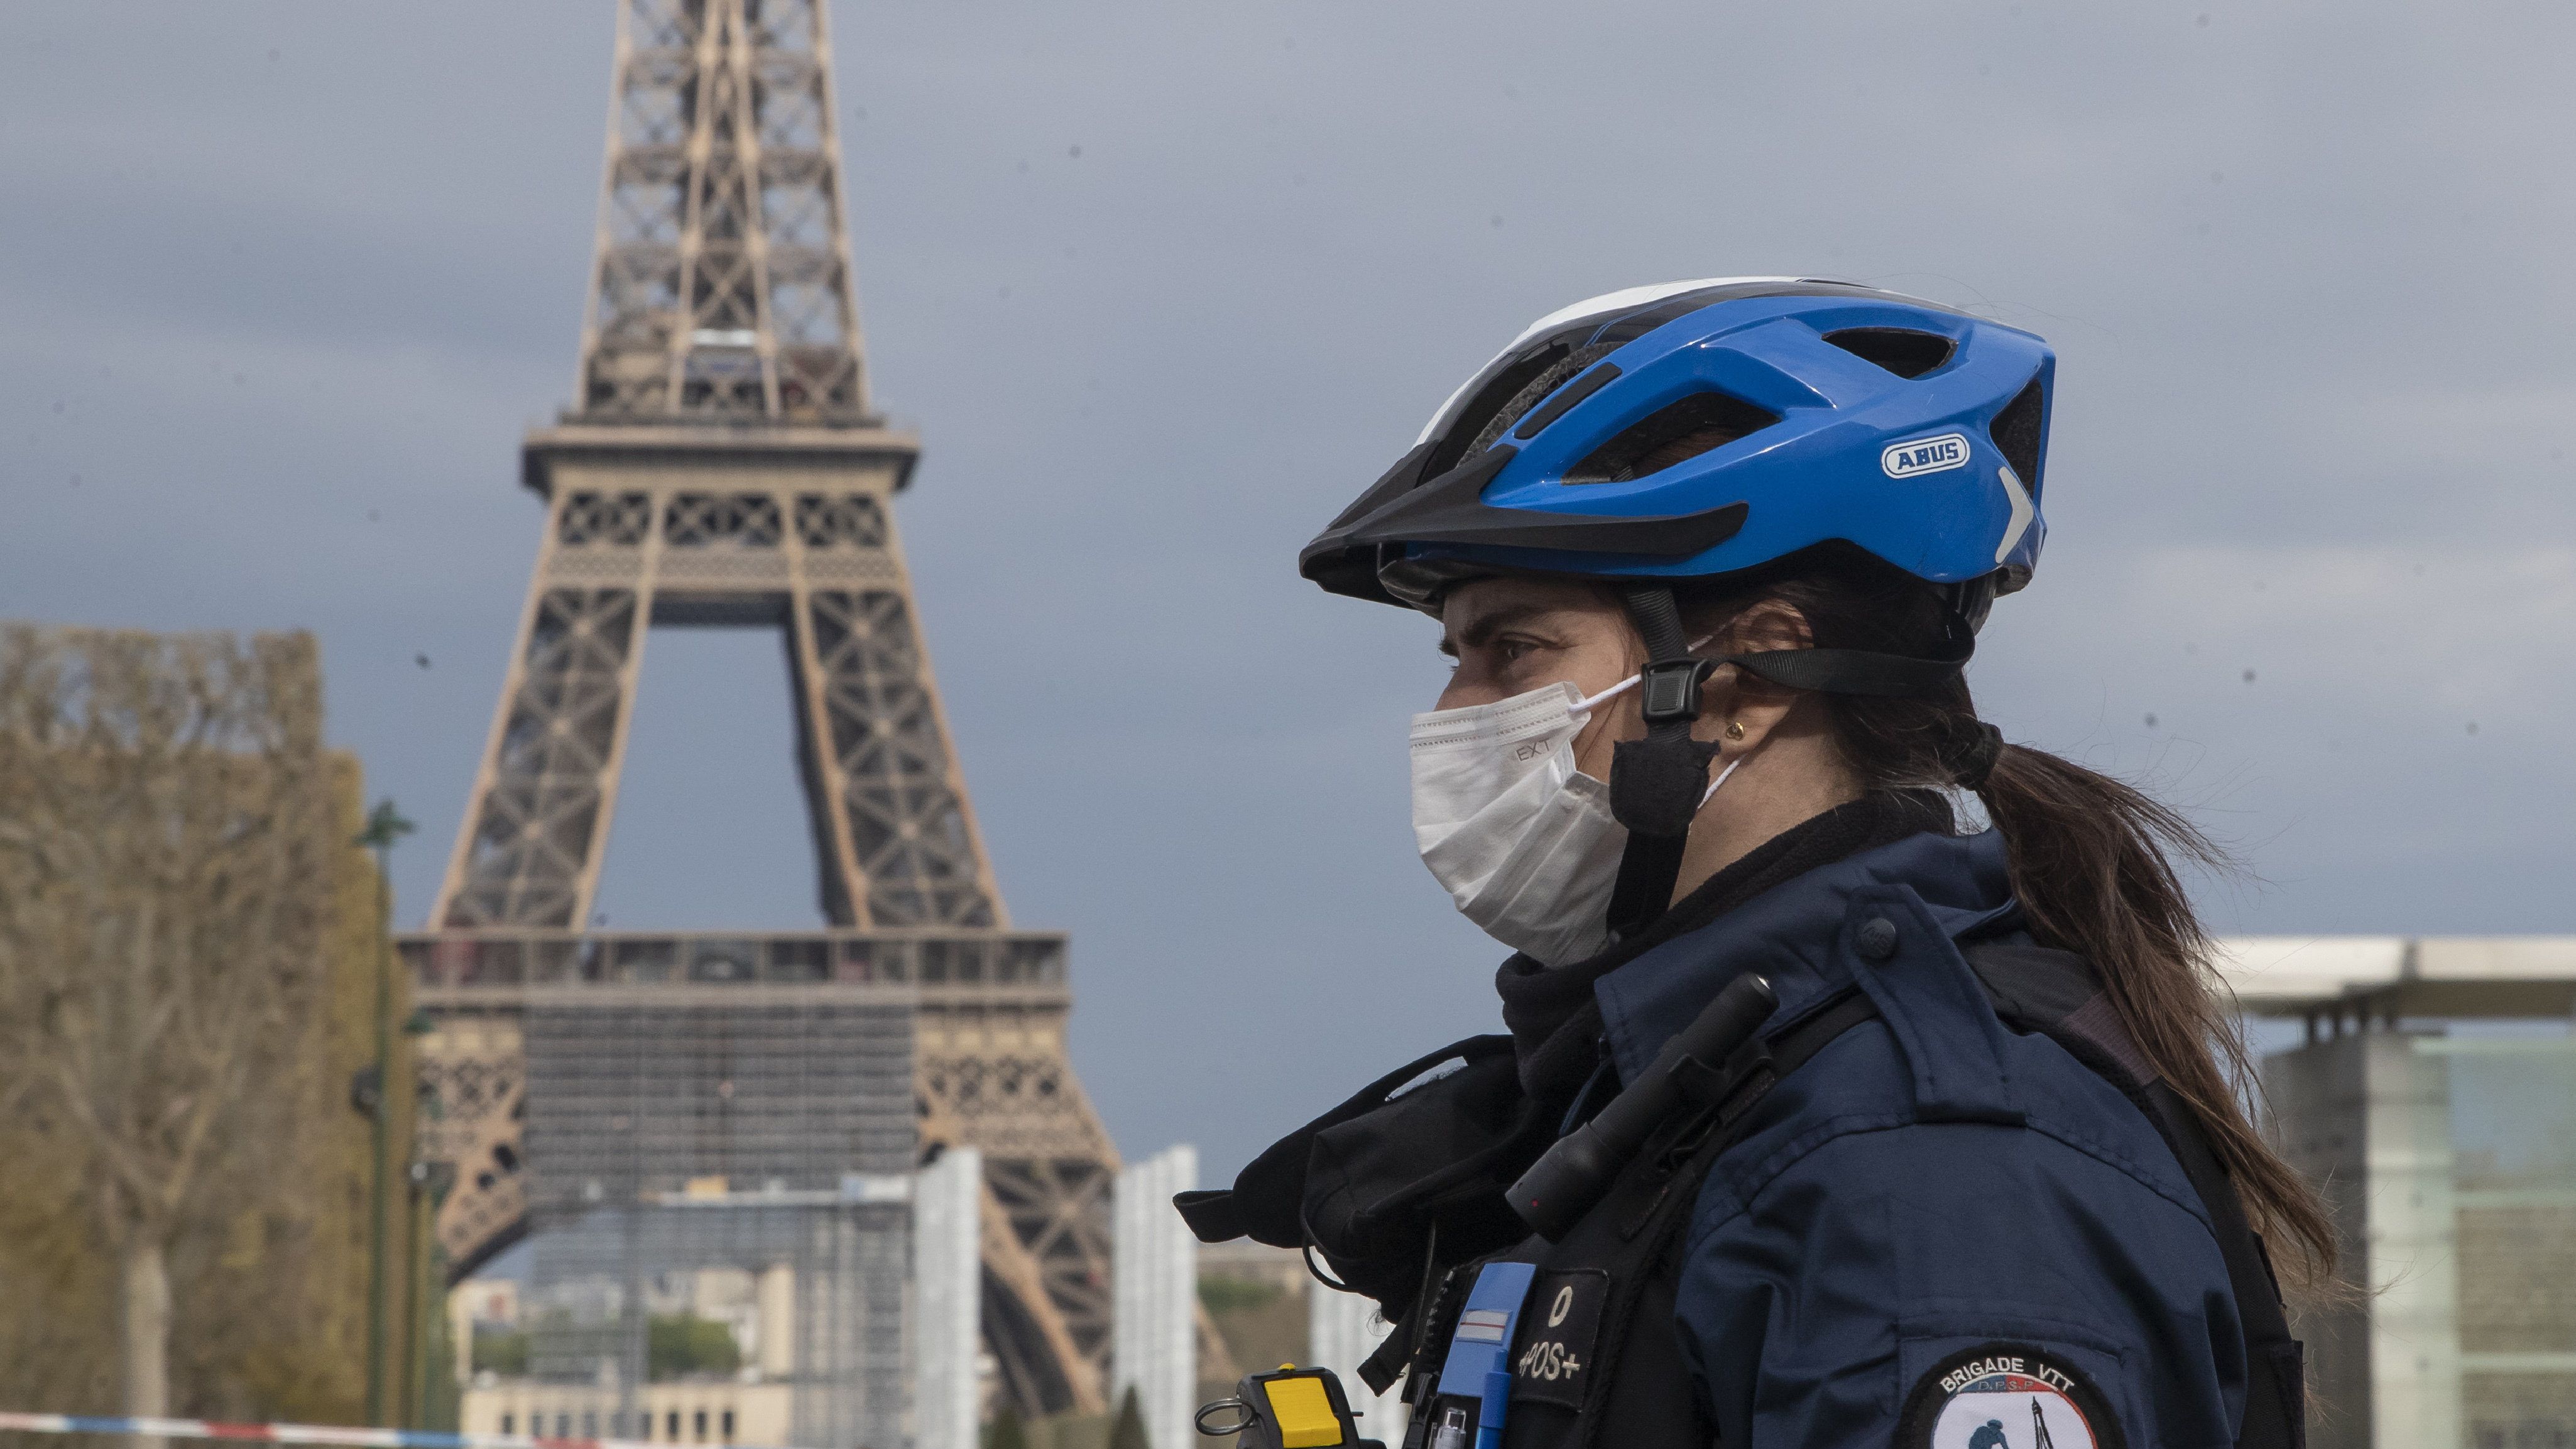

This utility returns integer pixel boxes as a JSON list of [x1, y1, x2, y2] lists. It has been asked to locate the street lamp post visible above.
[[356, 799, 413, 1428], [405, 1157, 457, 1428]]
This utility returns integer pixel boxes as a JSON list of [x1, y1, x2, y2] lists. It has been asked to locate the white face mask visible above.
[[1410, 673, 1739, 968]]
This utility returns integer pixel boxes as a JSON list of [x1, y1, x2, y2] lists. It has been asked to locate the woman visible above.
[[1181, 279, 2329, 1449]]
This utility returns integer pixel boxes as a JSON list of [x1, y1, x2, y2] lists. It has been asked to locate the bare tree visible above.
[[0, 626, 334, 1432]]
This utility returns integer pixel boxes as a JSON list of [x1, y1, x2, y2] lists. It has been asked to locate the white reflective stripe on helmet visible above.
[[1504, 276, 1808, 353], [1413, 277, 1808, 447]]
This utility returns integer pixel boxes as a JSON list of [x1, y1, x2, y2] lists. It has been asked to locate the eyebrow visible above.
[[1439, 601, 1554, 657]]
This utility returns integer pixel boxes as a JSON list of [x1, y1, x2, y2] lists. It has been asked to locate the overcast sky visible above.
[[6, 1, 2573, 1178]]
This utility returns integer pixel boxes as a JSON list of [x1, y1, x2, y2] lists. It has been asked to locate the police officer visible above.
[[1181, 280, 2329, 1449]]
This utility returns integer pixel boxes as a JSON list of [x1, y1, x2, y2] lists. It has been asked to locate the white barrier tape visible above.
[[0, 1411, 800, 1449]]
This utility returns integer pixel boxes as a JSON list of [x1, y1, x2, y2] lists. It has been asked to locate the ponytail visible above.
[[1974, 743, 2335, 1284], [1683, 550, 2337, 1287]]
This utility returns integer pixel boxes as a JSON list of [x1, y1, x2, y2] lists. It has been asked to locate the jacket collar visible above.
[[1591, 827, 2017, 1085]]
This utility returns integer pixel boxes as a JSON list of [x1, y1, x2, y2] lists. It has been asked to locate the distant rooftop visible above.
[[2216, 937, 2576, 1019]]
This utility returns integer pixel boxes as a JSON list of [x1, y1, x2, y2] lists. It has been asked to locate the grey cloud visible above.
[[5, 0, 2571, 1176]]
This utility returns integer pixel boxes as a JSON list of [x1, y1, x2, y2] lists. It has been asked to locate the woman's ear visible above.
[[1718, 599, 1815, 655], [1696, 599, 1815, 755]]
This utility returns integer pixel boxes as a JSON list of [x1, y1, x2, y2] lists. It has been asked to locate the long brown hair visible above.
[[1678, 547, 2337, 1286]]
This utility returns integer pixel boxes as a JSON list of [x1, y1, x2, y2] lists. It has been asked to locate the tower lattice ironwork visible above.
[[407, 0, 1122, 1419]]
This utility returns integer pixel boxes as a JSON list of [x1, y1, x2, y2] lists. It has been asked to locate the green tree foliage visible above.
[[1196, 1277, 1282, 1315], [471, 1330, 530, 1377], [1198, 1271, 1307, 1393], [646, 1315, 743, 1381], [0, 629, 397, 1426], [1107, 1386, 1151, 1449]]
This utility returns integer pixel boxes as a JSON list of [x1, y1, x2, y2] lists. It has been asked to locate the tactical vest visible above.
[[1180, 936, 2306, 1449]]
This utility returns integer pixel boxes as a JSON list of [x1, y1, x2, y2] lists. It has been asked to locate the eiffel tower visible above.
[[400, 0, 1119, 1420]]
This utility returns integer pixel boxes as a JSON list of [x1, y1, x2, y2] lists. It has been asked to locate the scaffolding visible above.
[[516, 990, 914, 1449], [413, 933, 966, 1449], [1112, 1147, 1198, 1449]]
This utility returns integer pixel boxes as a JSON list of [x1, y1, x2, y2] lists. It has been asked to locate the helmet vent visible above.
[[1563, 391, 1780, 485], [1427, 342, 1571, 478], [1989, 376, 2045, 486], [1466, 344, 1618, 456], [1821, 327, 1955, 379]]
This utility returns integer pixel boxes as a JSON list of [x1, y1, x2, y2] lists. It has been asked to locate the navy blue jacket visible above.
[[1591, 828, 2247, 1448]]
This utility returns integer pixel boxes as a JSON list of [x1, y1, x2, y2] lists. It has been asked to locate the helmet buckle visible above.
[[1638, 657, 1716, 725]]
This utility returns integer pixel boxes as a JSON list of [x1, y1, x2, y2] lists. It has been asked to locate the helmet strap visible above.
[[1605, 587, 1720, 938], [1600, 582, 1982, 941]]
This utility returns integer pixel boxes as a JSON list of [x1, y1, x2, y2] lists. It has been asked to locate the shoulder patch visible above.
[[1508, 1269, 1608, 1411], [1899, 1343, 2124, 1449]]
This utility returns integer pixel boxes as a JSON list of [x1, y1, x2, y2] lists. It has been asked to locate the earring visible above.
[[1724, 720, 1745, 741]]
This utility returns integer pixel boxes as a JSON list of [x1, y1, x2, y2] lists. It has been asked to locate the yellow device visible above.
[[1194, 1364, 1385, 1449]]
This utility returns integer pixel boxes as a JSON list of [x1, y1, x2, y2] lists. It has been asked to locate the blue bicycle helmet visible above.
[[1300, 276, 2053, 620], [1303, 278, 2058, 935]]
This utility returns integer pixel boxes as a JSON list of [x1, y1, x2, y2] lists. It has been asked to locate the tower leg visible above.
[[798, 585, 1003, 928], [435, 569, 653, 929]]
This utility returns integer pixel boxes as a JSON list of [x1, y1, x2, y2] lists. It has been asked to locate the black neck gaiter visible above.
[[1493, 789, 1955, 1107]]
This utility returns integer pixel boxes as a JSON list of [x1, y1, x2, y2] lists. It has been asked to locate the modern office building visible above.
[[2224, 937, 2576, 1449]]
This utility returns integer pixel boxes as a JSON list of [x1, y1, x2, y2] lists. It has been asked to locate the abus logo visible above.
[[1881, 433, 1972, 479]]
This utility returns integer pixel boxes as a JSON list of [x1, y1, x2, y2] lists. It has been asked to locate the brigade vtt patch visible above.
[[1897, 1343, 2124, 1449]]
